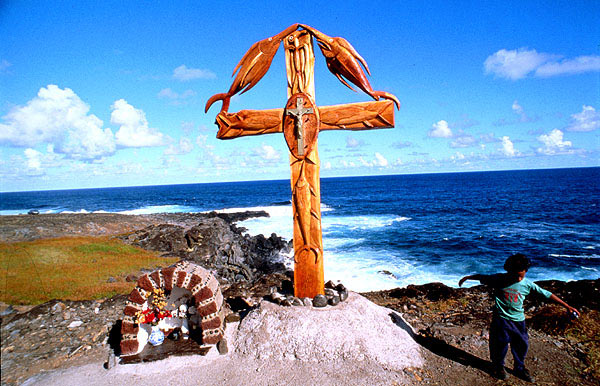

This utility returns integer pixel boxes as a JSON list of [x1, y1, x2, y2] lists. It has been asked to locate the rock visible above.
[[324, 288, 336, 297], [217, 338, 228, 355], [339, 290, 349, 302], [270, 292, 285, 304], [329, 296, 340, 306], [312, 294, 328, 308], [121, 213, 291, 284], [51, 302, 66, 313], [225, 313, 241, 323], [67, 321, 83, 328], [1, 305, 14, 316], [378, 270, 397, 279], [325, 280, 336, 289], [302, 297, 312, 307], [125, 274, 138, 282], [291, 297, 304, 307]]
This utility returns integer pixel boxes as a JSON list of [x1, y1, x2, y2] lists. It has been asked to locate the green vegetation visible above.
[[0, 237, 178, 305]]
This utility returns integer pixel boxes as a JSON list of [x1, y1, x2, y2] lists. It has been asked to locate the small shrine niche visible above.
[[120, 261, 225, 358]]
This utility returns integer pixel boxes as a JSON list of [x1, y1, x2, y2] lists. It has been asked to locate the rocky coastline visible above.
[[1, 212, 599, 385]]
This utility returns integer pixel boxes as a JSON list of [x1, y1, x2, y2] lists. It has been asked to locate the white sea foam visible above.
[[0, 209, 29, 215], [62, 209, 90, 214], [0, 208, 60, 215], [323, 215, 410, 231], [118, 205, 197, 215], [549, 253, 600, 259]]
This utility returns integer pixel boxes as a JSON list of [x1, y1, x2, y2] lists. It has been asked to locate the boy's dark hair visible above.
[[504, 253, 531, 272]]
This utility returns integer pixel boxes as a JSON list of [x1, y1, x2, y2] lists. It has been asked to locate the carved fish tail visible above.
[[371, 91, 400, 110], [205, 93, 230, 113]]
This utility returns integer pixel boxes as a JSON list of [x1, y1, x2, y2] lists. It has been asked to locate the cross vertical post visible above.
[[283, 30, 324, 298]]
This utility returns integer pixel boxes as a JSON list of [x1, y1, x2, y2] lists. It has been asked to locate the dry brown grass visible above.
[[529, 305, 600, 379], [0, 236, 178, 305]]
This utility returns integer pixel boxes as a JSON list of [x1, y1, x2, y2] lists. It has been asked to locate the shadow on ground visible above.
[[390, 313, 497, 377]]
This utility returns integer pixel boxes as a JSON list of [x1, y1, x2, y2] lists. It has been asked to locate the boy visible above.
[[459, 253, 579, 382]]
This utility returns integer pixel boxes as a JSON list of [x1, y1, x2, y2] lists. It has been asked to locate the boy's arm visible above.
[[458, 274, 484, 287], [549, 294, 580, 317]]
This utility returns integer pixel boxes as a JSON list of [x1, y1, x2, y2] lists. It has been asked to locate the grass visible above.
[[529, 305, 600, 379], [0, 236, 178, 305]]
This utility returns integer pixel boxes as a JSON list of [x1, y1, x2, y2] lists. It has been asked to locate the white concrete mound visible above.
[[234, 291, 423, 370]]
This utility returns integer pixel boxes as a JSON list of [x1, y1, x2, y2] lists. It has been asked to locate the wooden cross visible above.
[[207, 27, 398, 299]]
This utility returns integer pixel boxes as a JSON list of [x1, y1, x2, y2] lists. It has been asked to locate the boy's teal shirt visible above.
[[479, 274, 552, 322]]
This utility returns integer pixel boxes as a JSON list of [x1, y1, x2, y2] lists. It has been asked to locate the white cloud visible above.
[[512, 100, 524, 115], [511, 100, 534, 123], [357, 153, 389, 168], [451, 152, 465, 161], [252, 144, 280, 161], [374, 152, 388, 167], [450, 132, 477, 148], [157, 88, 196, 100], [391, 141, 412, 149], [323, 161, 332, 170], [537, 129, 572, 155], [181, 121, 195, 135], [111, 99, 168, 147], [500, 136, 517, 157], [173, 65, 216, 81], [566, 105, 600, 132], [484, 48, 553, 80], [346, 136, 365, 149], [164, 137, 193, 155], [24, 148, 42, 171], [0, 59, 12, 73], [428, 120, 452, 138], [535, 55, 600, 77], [0, 85, 115, 160], [485, 48, 600, 80]]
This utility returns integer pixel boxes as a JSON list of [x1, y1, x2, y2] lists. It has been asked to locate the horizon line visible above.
[[2, 165, 598, 194]]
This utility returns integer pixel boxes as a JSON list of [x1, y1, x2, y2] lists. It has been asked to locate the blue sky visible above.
[[1, 1, 599, 192]]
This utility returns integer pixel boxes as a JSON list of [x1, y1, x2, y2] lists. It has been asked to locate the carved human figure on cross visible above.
[[206, 24, 400, 298], [286, 97, 313, 156]]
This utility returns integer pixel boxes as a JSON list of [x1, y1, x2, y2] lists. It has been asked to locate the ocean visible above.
[[1, 167, 599, 292]]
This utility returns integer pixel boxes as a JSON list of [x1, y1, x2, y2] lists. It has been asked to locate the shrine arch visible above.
[[120, 261, 225, 356]]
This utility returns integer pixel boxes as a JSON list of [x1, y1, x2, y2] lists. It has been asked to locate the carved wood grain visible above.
[[214, 100, 394, 139], [284, 30, 324, 298]]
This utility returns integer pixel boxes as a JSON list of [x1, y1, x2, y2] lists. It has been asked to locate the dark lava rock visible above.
[[120, 211, 291, 286], [388, 282, 459, 302], [328, 296, 340, 306], [339, 289, 348, 302], [325, 280, 336, 289], [324, 288, 336, 297], [312, 294, 328, 308], [217, 338, 229, 355]]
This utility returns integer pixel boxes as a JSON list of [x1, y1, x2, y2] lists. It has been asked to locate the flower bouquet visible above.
[[135, 288, 172, 346]]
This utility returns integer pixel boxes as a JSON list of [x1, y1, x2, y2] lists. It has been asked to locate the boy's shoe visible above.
[[514, 368, 534, 383], [492, 366, 508, 380]]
